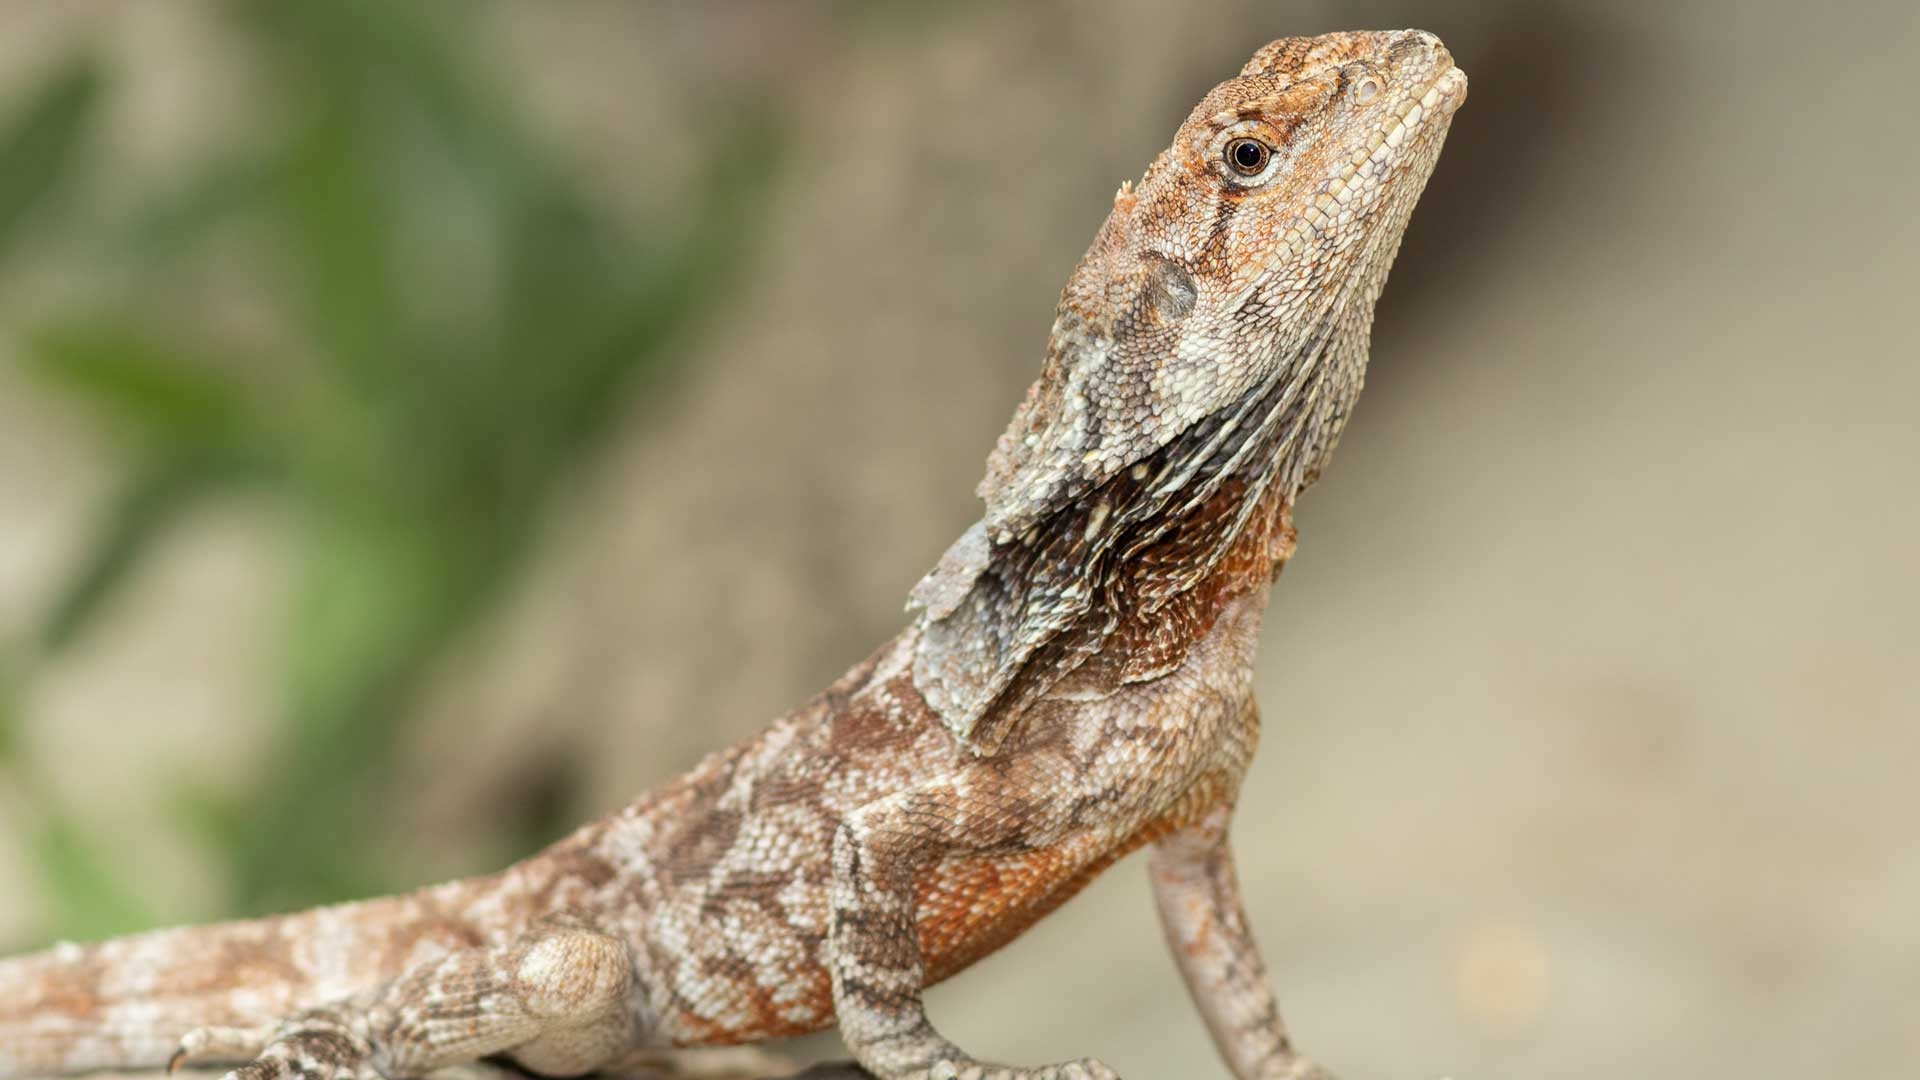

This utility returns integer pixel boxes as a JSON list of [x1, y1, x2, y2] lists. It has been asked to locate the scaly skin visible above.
[[0, 29, 1465, 1080]]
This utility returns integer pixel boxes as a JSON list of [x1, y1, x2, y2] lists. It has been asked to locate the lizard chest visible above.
[[912, 769, 1234, 984]]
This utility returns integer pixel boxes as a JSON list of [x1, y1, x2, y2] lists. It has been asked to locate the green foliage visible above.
[[0, 651, 18, 768], [27, 817, 155, 941], [2, 0, 785, 929], [0, 56, 101, 263], [27, 324, 266, 651], [0, 654, 154, 938]]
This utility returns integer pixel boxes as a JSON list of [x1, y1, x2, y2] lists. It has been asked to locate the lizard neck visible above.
[[910, 431, 1301, 754], [1032, 463, 1298, 702]]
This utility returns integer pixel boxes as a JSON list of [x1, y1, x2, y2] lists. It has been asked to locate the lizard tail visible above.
[[0, 875, 510, 1078]]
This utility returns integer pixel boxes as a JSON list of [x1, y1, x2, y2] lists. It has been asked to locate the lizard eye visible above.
[[1208, 120, 1286, 188], [1224, 138, 1272, 177]]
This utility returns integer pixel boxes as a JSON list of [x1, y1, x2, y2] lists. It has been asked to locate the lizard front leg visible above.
[[828, 775, 1117, 1080], [174, 920, 638, 1080], [1149, 805, 1329, 1080]]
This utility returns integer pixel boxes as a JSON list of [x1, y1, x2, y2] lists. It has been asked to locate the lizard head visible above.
[[979, 29, 1468, 540], [911, 31, 1466, 753]]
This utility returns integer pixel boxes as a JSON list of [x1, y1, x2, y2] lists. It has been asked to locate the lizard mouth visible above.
[[1427, 65, 1470, 116]]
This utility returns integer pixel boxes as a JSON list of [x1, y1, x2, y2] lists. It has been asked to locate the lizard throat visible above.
[[911, 359, 1335, 754]]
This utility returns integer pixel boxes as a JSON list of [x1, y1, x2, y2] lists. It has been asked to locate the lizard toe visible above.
[[171, 1024, 276, 1071], [219, 1016, 378, 1080]]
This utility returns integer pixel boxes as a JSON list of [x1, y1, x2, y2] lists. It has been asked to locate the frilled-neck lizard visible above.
[[0, 29, 1465, 1080]]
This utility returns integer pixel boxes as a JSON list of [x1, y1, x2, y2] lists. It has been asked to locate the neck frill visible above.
[[911, 377, 1313, 755]]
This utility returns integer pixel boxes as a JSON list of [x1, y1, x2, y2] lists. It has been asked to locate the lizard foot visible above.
[[216, 1013, 379, 1080], [170, 1024, 276, 1071], [922, 1057, 1119, 1080]]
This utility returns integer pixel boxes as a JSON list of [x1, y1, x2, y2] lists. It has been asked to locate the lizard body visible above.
[[0, 30, 1465, 1080]]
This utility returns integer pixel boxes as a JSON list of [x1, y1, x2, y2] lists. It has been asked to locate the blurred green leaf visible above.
[[274, 110, 406, 397], [24, 325, 272, 651], [123, 153, 278, 264], [0, 55, 102, 262], [30, 817, 153, 941], [0, 650, 20, 766], [24, 323, 258, 450], [36, 454, 246, 652], [219, 508, 494, 909]]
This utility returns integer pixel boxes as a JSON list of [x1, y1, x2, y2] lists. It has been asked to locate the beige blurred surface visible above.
[[3, 2, 1917, 1079]]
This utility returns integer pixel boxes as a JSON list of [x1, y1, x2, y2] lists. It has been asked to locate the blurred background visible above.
[[0, 2, 1913, 1078]]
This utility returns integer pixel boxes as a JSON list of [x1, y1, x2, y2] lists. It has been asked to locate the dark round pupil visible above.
[[1230, 139, 1267, 173]]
